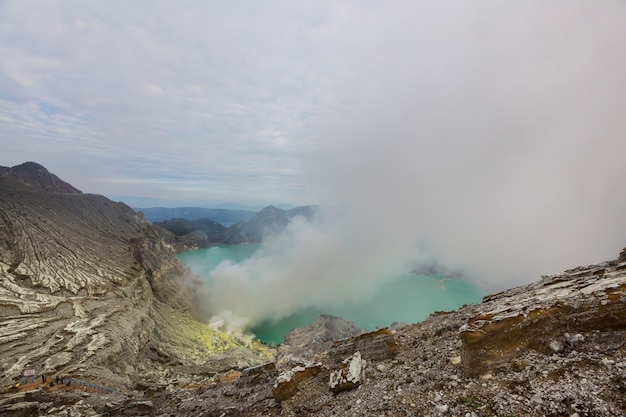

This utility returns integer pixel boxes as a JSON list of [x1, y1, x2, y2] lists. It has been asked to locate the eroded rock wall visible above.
[[0, 189, 206, 387], [461, 253, 626, 377]]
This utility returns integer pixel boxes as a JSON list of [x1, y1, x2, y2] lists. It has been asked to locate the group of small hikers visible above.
[[44, 374, 73, 387], [9, 374, 72, 392]]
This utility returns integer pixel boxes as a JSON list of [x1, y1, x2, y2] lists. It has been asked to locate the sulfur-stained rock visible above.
[[461, 256, 626, 377], [328, 351, 366, 393], [272, 363, 325, 402], [0, 163, 272, 389], [3, 161, 626, 417], [328, 328, 397, 365]]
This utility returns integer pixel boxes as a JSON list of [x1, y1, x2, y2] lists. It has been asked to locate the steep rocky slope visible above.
[[0, 164, 271, 398]]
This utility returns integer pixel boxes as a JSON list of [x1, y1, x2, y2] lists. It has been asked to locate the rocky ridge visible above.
[[152, 204, 318, 249], [221, 205, 317, 244], [0, 163, 271, 399], [153, 218, 226, 249], [461, 257, 626, 377]]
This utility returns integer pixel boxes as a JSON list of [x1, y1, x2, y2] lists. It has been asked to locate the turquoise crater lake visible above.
[[177, 244, 487, 345]]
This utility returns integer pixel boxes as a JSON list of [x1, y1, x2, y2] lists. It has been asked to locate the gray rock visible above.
[[549, 340, 564, 352], [278, 314, 364, 362], [530, 394, 544, 405], [461, 253, 626, 377], [329, 351, 366, 393], [568, 333, 585, 344]]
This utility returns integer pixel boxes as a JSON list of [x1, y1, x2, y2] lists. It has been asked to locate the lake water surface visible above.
[[178, 244, 486, 345]]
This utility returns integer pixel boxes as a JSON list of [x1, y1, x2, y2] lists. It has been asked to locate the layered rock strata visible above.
[[0, 185, 270, 390], [328, 351, 366, 393], [461, 256, 626, 376]]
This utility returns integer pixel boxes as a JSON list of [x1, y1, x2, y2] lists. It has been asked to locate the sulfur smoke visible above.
[[206, 1, 626, 330]]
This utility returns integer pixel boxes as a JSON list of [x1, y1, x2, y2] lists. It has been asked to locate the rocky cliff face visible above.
[[461, 257, 626, 377], [0, 188, 200, 387], [0, 164, 271, 396]]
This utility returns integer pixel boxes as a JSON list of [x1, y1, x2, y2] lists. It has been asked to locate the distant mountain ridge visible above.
[[222, 204, 317, 244], [150, 205, 318, 247], [154, 218, 226, 237], [137, 206, 256, 226], [154, 218, 227, 248], [211, 202, 295, 211]]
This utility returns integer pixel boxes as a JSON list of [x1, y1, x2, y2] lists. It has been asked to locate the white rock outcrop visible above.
[[329, 351, 366, 393]]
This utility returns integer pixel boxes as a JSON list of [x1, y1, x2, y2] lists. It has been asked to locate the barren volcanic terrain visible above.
[[1, 162, 625, 417]]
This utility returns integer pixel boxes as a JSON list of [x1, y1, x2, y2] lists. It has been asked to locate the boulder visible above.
[[272, 363, 324, 402], [329, 351, 366, 393], [328, 328, 397, 365]]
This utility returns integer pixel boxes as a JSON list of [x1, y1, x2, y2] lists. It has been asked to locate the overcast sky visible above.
[[1, 1, 349, 205], [2, 1, 626, 285]]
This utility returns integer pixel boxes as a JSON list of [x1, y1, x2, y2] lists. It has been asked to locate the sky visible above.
[[1, 1, 347, 206], [2, 1, 626, 294]]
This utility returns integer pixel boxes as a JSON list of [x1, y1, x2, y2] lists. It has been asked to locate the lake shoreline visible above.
[[178, 244, 487, 345]]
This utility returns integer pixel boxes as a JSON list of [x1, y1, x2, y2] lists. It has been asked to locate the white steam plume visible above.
[[207, 1, 626, 326], [308, 0, 626, 286], [208, 211, 414, 326]]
